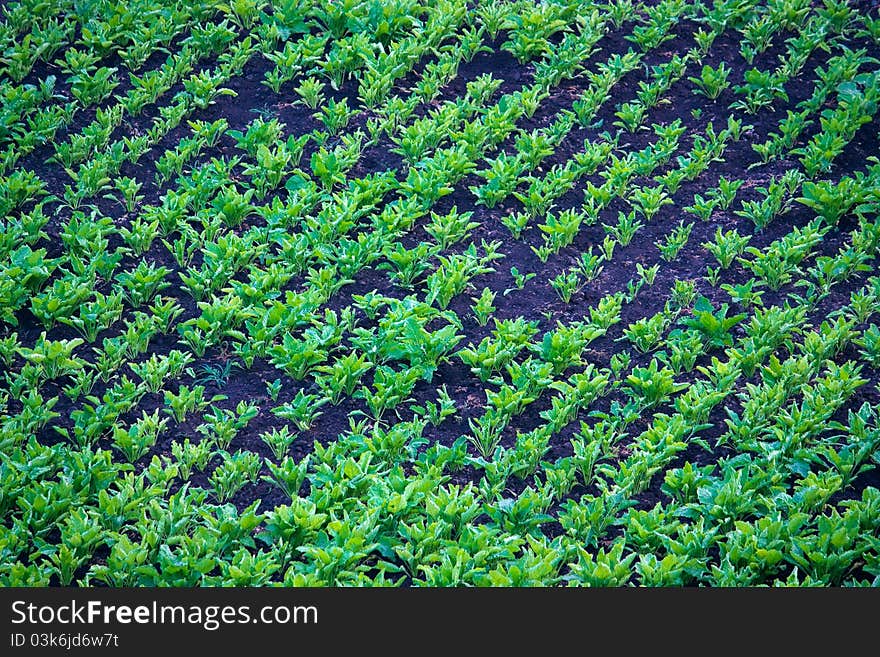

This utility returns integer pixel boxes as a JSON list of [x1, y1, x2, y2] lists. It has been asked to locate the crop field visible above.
[[2, 0, 880, 587]]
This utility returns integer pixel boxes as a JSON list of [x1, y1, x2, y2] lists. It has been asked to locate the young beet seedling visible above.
[[471, 287, 497, 326], [689, 63, 731, 100], [504, 267, 536, 295]]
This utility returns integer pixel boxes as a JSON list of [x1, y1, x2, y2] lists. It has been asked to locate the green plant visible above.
[[261, 425, 298, 462], [69, 66, 119, 106], [425, 207, 479, 250], [294, 77, 325, 109], [657, 328, 704, 374], [624, 359, 686, 409], [630, 185, 672, 221], [681, 296, 746, 349], [316, 97, 353, 135], [603, 211, 643, 246], [690, 63, 731, 99], [703, 227, 750, 269], [551, 270, 582, 304], [262, 455, 310, 501], [358, 365, 421, 423], [797, 178, 861, 224], [712, 176, 743, 209], [266, 378, 283, 402], [566, 539, 635, 586], [380, 242, 436, 289], [411, 384, 457, 427], [732, 67, 788, 114], [669, 279, 697, 309], [613, 101, 647, 132], [164, 385, 225, 423], [272, 390, 329, 431], [210, 450, 262, 502], [112, 411, 168, 463], [622, 312, 669, 354], [471, 287, 497, 327], [657, 222, 693, 261], [193, 359, 240, 388], [577, 248, 604, 282], [504, 266, 535, 295], [115, 176, 144, 213], [721, 279, 764, 308]]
